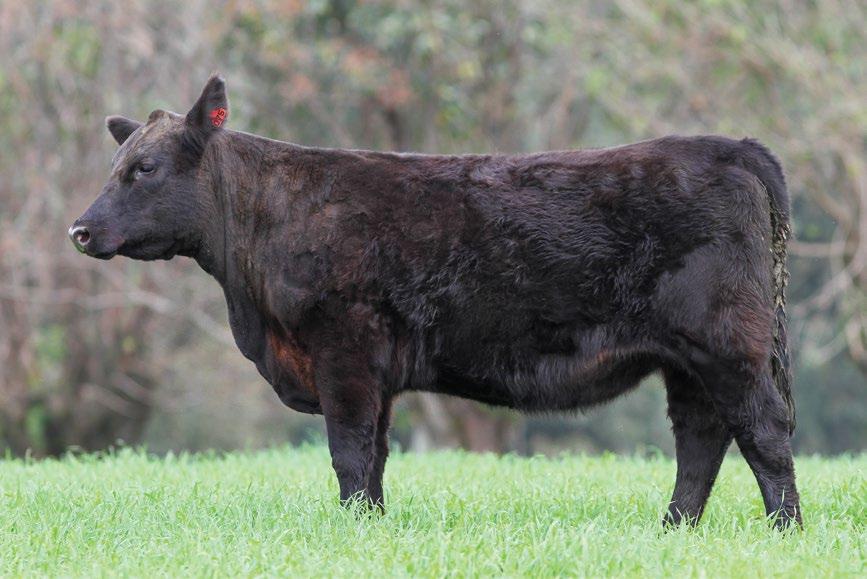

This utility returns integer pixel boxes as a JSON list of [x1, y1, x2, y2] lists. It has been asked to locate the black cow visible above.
[[70, 75, 801, 527]]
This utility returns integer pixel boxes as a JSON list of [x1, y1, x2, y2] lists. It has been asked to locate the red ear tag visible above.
[[209, 107, 227, 127]]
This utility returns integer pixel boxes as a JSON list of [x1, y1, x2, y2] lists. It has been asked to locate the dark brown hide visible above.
[[71, 76, 800, 527]]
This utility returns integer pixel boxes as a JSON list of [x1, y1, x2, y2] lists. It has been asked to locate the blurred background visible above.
[[1, 0, 864, 457]]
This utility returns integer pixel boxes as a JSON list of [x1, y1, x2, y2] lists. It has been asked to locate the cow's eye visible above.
[[136, 162, 156, 177]]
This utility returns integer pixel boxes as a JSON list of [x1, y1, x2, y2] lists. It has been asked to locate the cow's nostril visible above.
[[69, 225, 91, 252]]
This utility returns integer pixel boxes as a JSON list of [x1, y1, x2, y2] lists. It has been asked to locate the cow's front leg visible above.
[[367, 396, 394, 509], [317, 351, 383, 506], [324, 406, 379, 504]]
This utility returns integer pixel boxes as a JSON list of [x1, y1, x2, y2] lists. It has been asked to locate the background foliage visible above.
[[0, 0, 865, 456]]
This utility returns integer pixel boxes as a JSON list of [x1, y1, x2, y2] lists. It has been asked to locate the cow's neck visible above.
[[192, 140, 232, 285], [195, 131, 269, 282], [194, 129, 312, 301], [192, 131, 292, 361]]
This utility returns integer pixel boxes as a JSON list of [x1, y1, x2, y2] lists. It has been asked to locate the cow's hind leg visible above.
[[691, 355, 801, 528], [663, 369, 732, 526]]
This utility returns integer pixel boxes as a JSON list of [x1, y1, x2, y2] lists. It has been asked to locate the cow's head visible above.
[[69, 75, 229, 260]]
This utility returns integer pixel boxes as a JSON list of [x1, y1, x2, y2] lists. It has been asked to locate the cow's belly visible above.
[[433, 340, 663, 412], [262, 329, 322, 414]]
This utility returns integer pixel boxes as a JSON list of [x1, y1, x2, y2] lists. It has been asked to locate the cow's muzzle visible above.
[[68, 221, 121, 259], [68, 224, 91, 253]]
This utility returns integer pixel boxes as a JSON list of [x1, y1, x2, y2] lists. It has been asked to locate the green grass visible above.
[[0, 447, 863, 577]]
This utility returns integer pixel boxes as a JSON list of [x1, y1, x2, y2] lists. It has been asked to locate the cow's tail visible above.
[[737, 138, 795, 434]]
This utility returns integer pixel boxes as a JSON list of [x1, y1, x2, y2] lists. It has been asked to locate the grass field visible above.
[[0, 447, 863, 577]]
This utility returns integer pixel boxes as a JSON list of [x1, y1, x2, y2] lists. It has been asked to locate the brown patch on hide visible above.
[[267, 329, 317, 396]]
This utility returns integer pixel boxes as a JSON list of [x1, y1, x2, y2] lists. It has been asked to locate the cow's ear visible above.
[[186, 74, 229, 134], [106, 116, 142, 145]]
